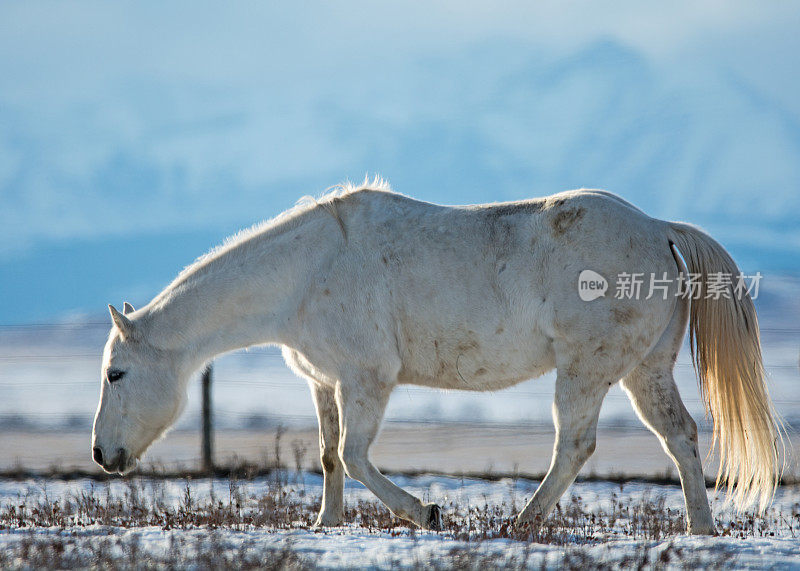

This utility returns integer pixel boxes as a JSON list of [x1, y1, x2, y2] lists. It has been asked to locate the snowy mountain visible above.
[[1, 9, 799, 323]]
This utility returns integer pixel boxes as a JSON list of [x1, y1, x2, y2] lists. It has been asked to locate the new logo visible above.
[[578, 270, 608, 301]]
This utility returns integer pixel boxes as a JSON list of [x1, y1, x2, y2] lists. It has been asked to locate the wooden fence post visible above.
[[201, 363, 214, 473]]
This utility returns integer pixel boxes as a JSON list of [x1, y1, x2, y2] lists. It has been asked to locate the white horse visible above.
[[92, 180, 782, 534]]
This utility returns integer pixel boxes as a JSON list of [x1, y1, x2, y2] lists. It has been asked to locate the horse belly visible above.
[[397, 328, 555, 391]]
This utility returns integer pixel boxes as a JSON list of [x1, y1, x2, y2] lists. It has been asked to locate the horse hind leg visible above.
[[620, 298, 715, 535], [621, 365, 714, 534], [516, 363, 610, 527]]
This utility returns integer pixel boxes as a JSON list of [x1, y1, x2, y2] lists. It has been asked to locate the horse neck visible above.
[[140, 210, 338, 369]]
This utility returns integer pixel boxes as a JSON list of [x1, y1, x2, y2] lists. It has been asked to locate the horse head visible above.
[[91, 303, 191, 474]]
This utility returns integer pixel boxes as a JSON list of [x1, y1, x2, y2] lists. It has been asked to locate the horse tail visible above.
[[667, 221, 783, 512]]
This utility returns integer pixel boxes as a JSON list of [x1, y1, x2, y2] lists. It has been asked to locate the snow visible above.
[[1, 473, 799, 568], [2, 526, 798, 569]]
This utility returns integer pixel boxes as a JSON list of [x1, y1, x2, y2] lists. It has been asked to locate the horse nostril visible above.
[[117, 448, 128, 471], [92, 447, 104, 465]]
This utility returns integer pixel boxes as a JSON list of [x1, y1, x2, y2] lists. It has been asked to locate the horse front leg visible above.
[[516, 369, 609, 527], [335, 374, 442, 530], [309, 380, 345, 527]]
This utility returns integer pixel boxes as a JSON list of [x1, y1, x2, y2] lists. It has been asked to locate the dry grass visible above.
[[0, 477, 698, 541], [1, 473, 797, 569], [0, 532, 313, 570]]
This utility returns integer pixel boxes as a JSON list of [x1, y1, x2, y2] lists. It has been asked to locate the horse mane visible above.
[[165, 176, 393, 291], [311, 175, 393, 239]]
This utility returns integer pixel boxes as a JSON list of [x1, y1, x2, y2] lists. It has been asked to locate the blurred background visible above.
[[1, 1, 798, 475]]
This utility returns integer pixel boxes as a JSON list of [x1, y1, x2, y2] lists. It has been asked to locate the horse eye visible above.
[[107, 369, 126, 383]]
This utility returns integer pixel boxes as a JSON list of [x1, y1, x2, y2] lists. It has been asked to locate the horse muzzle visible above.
[[92, 446, 137, 474]]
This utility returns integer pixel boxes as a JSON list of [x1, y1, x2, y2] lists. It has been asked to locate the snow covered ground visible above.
[[1, 472, 799, 569]]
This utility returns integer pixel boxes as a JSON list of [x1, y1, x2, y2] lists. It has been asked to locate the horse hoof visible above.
[[687, 524, 716, 536], [313, 513, 343, 528], [427, 504, 442, 531]]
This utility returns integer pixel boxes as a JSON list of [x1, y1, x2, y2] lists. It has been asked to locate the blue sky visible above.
[[1, 2, 799, 323]]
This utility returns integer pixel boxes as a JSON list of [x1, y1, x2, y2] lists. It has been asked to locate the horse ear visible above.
[[109, 304, 135, 338], [123, 302, 135, 315]]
